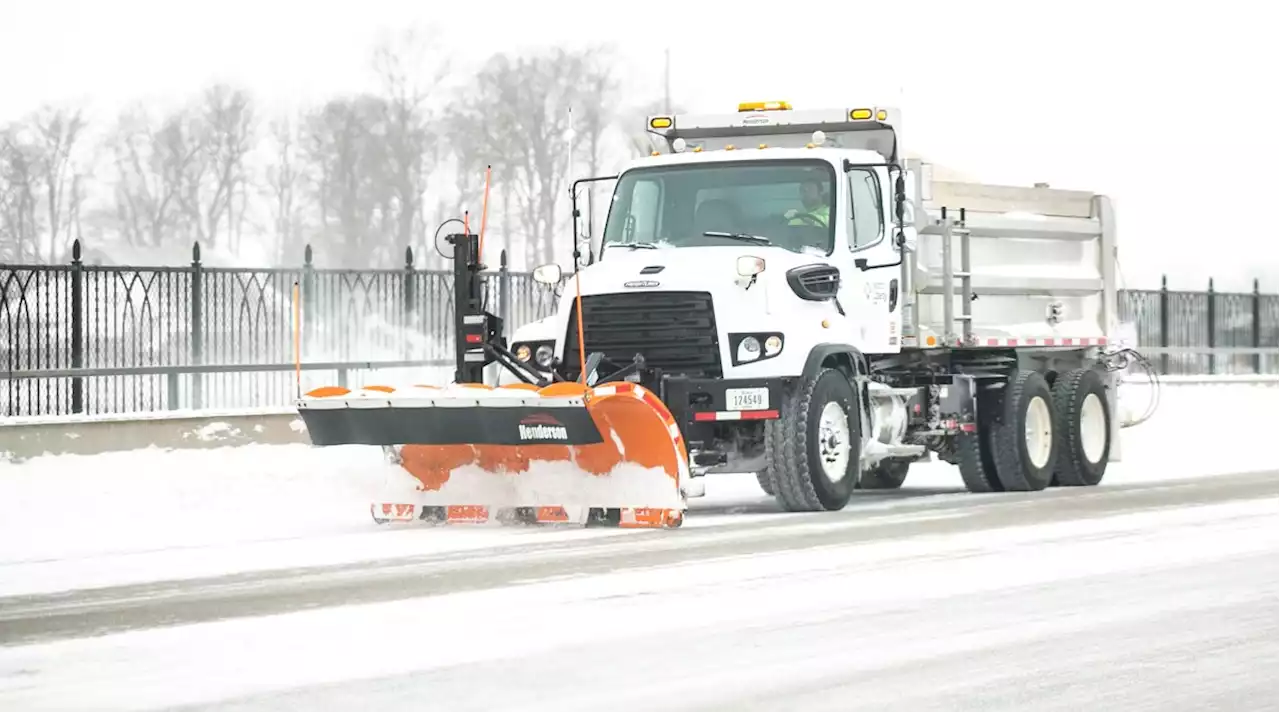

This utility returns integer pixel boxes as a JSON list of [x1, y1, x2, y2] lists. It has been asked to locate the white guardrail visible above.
[[1, 373, 1274, 462]]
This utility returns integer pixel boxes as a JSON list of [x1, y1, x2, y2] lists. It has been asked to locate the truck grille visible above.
[[562, 291, 722, 380]]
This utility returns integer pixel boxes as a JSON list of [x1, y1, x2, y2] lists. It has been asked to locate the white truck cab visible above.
[[503, 101, 1139, 511]]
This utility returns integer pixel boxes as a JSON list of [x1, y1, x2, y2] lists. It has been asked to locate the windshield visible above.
[[600, 159, 836, 256]]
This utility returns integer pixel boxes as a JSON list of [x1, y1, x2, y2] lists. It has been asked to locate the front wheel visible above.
[[762, 367, 861, 512]]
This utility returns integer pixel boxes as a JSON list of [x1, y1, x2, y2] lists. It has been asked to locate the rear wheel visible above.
[[956, 380, 1004, 493], [756, 471, 775, 496], [1051, 368, 1112, 486], [987, 370, 1058, 492], [763, 367, 861, 511]]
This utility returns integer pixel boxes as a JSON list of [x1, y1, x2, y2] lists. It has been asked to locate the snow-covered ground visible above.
[[0, 381, 1274, 598], [0, 382, 1275, 711], [1, 481, 1274, 711]]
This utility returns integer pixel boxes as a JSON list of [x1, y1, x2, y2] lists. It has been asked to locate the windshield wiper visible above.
[[702, 231, 772, 245], [606, 242, 659, 250]]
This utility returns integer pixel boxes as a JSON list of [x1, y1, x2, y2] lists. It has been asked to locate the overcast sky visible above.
[[2, 0, 1275, 291]]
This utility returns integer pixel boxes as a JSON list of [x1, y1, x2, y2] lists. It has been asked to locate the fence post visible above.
[[69, 239, 84, 414], [190, 242, 204, 410], [1252, 278, 1262, 374], [403, 246, 416, 359], [500, 249, 513, 339], [1206, 277, 1216, 375], [1158, 275, 1169, 375]]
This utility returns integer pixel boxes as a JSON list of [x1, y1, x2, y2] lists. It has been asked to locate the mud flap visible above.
[[296, 381, 689, 529]]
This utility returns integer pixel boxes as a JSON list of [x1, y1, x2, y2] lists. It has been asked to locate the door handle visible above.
[[888, 279, 899, 311]]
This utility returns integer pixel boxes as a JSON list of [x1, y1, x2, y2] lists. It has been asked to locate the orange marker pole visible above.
[[292, 280, 302, 398], [478, 164, 492, 262]]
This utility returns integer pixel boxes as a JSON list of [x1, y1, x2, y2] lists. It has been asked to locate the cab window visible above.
[[848, 169, 884, 250], [602, 159, 837, 256]]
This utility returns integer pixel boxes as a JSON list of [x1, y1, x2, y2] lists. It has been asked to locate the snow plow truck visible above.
[[295, 100, 1148, 529]]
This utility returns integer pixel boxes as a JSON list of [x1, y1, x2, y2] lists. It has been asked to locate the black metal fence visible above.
[[3, 241, 1277, 417], [2, 240, 559, 416], [1118, 276, 1278, 377]]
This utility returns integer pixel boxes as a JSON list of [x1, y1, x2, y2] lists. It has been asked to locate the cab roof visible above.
[[621, 146, 887, 173]]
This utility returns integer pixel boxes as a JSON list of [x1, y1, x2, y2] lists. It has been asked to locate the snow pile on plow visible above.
[[296, 381, 690, 529]]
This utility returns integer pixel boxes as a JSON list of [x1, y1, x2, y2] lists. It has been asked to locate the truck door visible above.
[[844, 167, 902, 354]]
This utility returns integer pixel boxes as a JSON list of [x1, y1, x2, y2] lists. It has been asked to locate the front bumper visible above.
[[660, 375, 791, 470]]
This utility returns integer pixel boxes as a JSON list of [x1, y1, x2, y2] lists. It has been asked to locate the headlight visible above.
[[513, 341, 555, 370], [764, 335, 783, 356], [535, 344, 554, 368], [730, 332, 784, 366]]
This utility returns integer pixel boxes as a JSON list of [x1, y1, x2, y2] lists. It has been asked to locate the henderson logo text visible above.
[[518, 423, 569, 441]]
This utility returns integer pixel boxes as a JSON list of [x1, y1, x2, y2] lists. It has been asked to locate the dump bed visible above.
[[903, 164, 1117, 350]]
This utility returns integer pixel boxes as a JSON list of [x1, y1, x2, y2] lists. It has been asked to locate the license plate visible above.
[[725, 387, 768, 411]]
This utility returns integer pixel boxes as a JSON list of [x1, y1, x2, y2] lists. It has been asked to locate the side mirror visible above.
[[532, 264, 562, 285]]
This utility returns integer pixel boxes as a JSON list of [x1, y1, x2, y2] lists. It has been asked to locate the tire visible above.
[[1051, 368, 1112, 486], [987, 369, 1058, 492], [756, 471, 776, 496], [956, 380, 1004, 493], [763, 367, 861, 511], [859, 459, 909, 490]]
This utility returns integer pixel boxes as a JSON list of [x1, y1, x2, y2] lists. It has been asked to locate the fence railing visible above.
[[3, 241, 1277, 417], [1118, 277, 1278, 376], [2, 240, 559, 416]]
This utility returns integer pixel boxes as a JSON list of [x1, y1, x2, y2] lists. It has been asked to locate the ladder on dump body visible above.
[[902, 206, 975, 347]]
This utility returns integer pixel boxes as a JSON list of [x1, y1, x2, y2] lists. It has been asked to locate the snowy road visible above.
[[1, 468, 1275, 711], [1, 383, 1277, 710]]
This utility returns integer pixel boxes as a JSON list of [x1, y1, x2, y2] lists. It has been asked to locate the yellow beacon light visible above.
[[649, 116, 672, 129], [738, 101, 792, 112], [849, 108, 873, 120]]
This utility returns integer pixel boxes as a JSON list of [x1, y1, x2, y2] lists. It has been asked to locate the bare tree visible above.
[[301, 94, 399, 267], [264, 114, 308, 264], [31, 107, 87, 262], [108, 105, 201, 247], [371, 27, 449, 256], [445, 45, 619, 269], [0, 124, 42, 261], [191, 84, 256, 253], [0, 108, 87, 263]]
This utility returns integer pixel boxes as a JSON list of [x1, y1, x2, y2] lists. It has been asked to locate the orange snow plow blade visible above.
[[295, 381, 689, 528]]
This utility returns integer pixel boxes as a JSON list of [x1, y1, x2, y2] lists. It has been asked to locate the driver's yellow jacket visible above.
[[787, 204, 830, 227]]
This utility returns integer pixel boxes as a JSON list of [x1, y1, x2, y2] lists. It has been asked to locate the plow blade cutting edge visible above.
[[296, 381, 689, 528]]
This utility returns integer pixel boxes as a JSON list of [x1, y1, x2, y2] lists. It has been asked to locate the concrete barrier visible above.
[[1, 375, 1274, 461], [1, 408, 309, 462]]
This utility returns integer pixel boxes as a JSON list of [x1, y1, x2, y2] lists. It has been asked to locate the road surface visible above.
[[0, 469, 1276, 711]]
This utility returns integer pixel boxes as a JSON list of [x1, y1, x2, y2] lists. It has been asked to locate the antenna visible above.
[[567, 105, 576, 269], [663, 47, 671, 114]]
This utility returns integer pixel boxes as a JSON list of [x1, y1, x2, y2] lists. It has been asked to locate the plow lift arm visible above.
[[294, 227, 691, 529]]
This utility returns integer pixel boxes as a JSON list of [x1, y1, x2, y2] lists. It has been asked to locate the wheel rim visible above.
[[1079, 392, 1107, 464], [818, 401, 851, 482], [1024, 395, 1053, 469]]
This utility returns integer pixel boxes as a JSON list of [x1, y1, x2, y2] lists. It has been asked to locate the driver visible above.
[[784, 178, 830, 227]]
